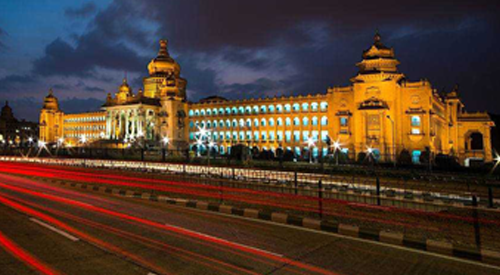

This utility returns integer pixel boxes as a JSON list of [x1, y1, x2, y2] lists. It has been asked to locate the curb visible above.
[[40, 177, 500, 267]]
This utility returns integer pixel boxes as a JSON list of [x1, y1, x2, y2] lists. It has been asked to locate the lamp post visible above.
[[333, 141, 341, 166], [306, 136, 316, 164], [386, 115, 396, 167]]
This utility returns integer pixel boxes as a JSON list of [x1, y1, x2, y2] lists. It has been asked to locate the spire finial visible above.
[[158, 39, 169, 57], [374, 29, 381, 43], [49, 88, 53, 95]]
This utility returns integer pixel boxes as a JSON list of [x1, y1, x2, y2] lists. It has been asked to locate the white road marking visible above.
[[30, 218, 79, 242], [165, 223, 284, 258]]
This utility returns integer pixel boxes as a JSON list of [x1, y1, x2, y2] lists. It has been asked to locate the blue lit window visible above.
[[412, 150, 421, 164], [411, 116, 421, 127]]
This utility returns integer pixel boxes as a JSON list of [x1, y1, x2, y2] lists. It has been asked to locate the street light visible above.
[[306, 136, 316, 164], [332, 140, 341, 165], [386, 115, 396, 167]]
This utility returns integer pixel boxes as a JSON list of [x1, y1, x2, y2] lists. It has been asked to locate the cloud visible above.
[[65, 2, 97, 19], [59, 97, 103, 114], [0, 27, 7, 51], [0, 75, 36, 92]]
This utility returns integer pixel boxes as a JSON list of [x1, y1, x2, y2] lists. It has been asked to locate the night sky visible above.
[[0, 0, 499, 121]]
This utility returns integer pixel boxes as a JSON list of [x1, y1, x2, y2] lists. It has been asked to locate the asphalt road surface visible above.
[[0, 167, 499, 275]]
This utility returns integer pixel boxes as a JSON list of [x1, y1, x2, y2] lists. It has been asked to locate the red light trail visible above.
[[0, 231, 63, 275], [0, 182, 339, 275]]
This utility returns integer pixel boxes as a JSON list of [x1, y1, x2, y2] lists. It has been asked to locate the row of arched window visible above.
[[64, 125, 105, 131], [65, 116, 106, 123], [189, 102, 328, 117], [190, 130, 329, 143], [190, 116, 329, 129]]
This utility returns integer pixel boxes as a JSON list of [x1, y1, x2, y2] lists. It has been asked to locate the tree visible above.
[[398, 149, 412, 166]]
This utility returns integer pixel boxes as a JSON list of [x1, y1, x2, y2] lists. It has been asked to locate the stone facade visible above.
[[39, 34, 495, 165]]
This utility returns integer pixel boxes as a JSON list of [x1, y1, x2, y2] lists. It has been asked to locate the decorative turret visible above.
[[143, 39, 187, 100], [351, 31, 404, 83], [116, 78, 133, 103], [0, 101, 14, 120], [147, 40, 180, 77], [42, 89, 60, 110]]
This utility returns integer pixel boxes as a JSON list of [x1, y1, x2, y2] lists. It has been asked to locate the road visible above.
[[0, 166, 499, 274]]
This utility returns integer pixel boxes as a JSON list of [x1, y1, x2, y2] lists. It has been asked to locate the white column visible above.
[[106, 112, 111, 139], [125, 111, 130, 138], [131, 111, 136, 138]]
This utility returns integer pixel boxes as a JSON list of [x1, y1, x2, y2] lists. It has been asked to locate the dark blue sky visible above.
[[0, 0, 499, 121]]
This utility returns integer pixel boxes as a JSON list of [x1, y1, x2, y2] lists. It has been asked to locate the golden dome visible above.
[[118, 78, 132, 95], [147, 39, 180, 76], [43, 89, 60, 110]]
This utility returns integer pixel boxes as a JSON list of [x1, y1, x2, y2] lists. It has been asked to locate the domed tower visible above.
[[144, 39, 187, 100], [39, 89, 64, 142], [0, 101, 15, 121], [351, 31, 404, 83], [116, 77, 134, 103]]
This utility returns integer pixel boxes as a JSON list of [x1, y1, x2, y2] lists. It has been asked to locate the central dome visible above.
[[147, 39, 180, 76]]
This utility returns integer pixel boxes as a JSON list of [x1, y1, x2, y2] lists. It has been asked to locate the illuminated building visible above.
[[39, 33, 494, 165], [0, 101, 38, 146]]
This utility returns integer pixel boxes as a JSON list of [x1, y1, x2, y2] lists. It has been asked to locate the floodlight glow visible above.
[[38, 141, 46, 148], [28, 137, 33, 143], [208, 141, 215, 148], [80, 135, 87, 144], [367, 147, 373, 154], [333, 141, 341, 150], [162, 136, 170, 145]]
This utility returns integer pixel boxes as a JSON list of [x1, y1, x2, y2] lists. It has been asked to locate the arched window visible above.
[[276, 104, 283, 113], [201, 110, 206, 116], [340, 117, 348, 126], [189, 110, 194, 116], [195, 110, 200, 116], [219, 108, 224, 115], [253, 106, 259, 114], [231, 107, 237, 114], [239, 106, 245, 114], [225, 120, 231, 128], [245, 106, 251, 114], [321, 116, 328, 126], [254, 118, 259, 127], [261, 118, 266, 127], [312, 117, 318, 126], [469, 132, 484, 150], [225, 107, 231, 115], [261, 106, 267, 113], [269, 118, 275, 126], [320, 102, 328, 111], [232, 119, 237, 127], [293, 117, 300, 126], [212, 108, 218, 115], [219, 120, 224, 128], [285, 104, 292, 112], [302, 103, 309, 112], [311, 102, 319, 112], [246, 119, 251, 127], [293, 103, 300, 111], [207, 109, 211, 116], [303, 117, 309, 126], [268, 105, 275, 113], [239, 119, 245, 127], [277, 118, 283, 126], [411, 116, 421, 127]]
